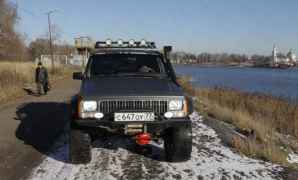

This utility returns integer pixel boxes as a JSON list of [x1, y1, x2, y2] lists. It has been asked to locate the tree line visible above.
[[170, 52, 272, 65]]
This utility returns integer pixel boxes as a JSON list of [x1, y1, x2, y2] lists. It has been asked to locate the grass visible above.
[[178, 76, 298, 168], [0, 62, 72, 103]]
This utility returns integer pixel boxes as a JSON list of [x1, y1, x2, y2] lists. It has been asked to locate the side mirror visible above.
[[164, 46, 172, 53], [73, 72, 83, 80], [163, 46, 173, 60]]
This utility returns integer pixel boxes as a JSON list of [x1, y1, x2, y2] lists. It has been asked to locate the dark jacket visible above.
[[35, 67, 48, 83]]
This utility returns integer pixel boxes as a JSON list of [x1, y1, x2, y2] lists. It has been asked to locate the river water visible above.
[[174, 65, 298, 100]]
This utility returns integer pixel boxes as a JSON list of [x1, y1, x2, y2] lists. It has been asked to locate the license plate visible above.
[[114, 112, 155, 121]]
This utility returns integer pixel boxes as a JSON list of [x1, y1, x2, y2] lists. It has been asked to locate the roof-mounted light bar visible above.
[[95, 39, 156, 49]]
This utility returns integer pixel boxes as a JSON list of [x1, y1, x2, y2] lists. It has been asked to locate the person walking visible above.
[[35, 62, 49, 95]]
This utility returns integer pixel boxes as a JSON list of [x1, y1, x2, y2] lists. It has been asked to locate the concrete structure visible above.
[[74, 36, 93, 67]]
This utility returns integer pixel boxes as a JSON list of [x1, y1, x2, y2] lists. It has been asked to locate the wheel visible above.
[[164, 123, 192, 162], [69, 129, 91, 164]]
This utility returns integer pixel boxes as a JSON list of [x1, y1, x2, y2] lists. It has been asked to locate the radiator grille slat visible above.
[[99, 99, 168, 115]]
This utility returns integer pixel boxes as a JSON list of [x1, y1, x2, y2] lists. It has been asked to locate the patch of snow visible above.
[[26, 112, 283, 180], [287, 153, 298, 164]]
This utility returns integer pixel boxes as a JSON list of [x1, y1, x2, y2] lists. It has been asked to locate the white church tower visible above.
[[272, 44, 278, 64]]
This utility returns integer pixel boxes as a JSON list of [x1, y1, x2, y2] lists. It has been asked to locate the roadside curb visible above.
[[203, 116, 247, 147]]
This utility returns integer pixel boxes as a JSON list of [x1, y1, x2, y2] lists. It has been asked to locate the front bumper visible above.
[[71, 117, 191, 133]]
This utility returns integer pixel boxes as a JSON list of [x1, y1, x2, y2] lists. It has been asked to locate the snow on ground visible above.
[[26, 112, 284, 180], [287, 153, 298, 164]]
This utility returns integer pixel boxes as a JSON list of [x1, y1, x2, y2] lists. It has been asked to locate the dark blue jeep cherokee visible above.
[[70, 40, 193, 164]]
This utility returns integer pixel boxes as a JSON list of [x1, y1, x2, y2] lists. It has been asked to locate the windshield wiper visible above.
[[92, 72, 166, 78], [93, 73, 121, 77], [119, 73, 166, 78], [93, 70, 121, 76]]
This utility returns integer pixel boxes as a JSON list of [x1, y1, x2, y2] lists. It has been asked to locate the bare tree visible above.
[[29, 38, 74, 60], [0, 0, 28, 61]]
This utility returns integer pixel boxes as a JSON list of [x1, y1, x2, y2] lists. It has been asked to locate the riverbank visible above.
[[178, 76, 298, 170], [0, 62, 73, 103]]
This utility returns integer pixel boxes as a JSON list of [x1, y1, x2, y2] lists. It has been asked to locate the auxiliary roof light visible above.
[[117, 39, 123, 46], [140, 39, 147, 47], [106, 39, 112, 46], [129, 39, 135, 46]]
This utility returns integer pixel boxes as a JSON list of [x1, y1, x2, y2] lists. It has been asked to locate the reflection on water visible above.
[[175, 65, 298, 100]]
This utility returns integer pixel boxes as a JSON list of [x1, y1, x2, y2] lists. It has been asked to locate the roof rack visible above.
[[95, 39, 156, 49]]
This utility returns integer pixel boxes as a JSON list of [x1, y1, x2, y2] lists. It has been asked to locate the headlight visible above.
[[77, 99, 104, 119], [169, 100, 183, 110], [82, 101, 97, 112], [164, 99, 188, 118]]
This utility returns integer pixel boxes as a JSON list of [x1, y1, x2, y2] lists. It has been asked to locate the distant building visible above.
[[271, 45, 296, 67], [287, 49, 297, 64]]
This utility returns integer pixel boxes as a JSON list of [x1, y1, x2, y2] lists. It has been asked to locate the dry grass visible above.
[[0, 62, 71, 103], [178, 76, 298, 168], [196, 88, 298, 140]]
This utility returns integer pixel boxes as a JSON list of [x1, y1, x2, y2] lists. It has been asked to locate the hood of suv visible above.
[[80, 77, 183, 98]]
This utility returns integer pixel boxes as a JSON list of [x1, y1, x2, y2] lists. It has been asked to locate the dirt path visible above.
[[0, 79, 80, 180], [0, 79, 286, 180]]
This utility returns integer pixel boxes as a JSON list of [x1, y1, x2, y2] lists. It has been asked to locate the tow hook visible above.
[[135, 133, 151, 145]]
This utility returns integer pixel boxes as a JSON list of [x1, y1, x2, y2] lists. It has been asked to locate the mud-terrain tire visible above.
[[164, 123, 192, 162], [69, 129, 91, 164]]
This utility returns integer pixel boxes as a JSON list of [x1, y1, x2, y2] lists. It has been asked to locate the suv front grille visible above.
[[99, 99, 168, 115]]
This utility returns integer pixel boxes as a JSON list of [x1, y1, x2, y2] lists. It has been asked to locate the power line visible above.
[[12, 2, 73, 44], [19, 7, 36, 17], [13, 0, 36, 17]]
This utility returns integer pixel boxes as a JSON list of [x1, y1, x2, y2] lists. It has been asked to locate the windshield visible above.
[[88, 53, 165, 76]]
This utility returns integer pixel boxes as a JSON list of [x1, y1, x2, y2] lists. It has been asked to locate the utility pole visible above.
[[46, 10, 57, 72]]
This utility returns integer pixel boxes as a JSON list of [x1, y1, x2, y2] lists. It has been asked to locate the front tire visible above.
[[69, 129, 91, 164], [164, 123, 192, 162]]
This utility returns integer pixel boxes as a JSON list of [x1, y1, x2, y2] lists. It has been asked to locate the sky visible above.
[[13, 0, 298, 55]]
